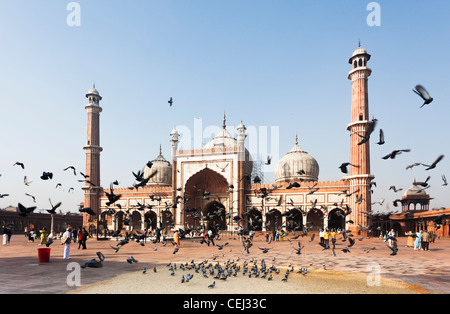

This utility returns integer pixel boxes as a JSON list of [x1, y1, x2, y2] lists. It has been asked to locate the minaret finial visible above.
[[222, 112, 226, 129], [358, 39, 361, 47], [295, 133, 298, 145], [159, 144, 162, 155]]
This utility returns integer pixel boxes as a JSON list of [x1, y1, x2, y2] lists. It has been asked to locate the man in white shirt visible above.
[[61, 227, 72, 259]]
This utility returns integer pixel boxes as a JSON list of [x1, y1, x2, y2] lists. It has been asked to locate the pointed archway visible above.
[[266, 208, 282, 231], [184, 167, 230, 231], [307, 208, 324, 232], [328, 208, 346, 231]]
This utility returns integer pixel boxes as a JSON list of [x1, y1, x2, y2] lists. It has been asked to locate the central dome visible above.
[[275, 135, 319, 182], [202, 115, 253, 177], [203, 128, 237, 149]]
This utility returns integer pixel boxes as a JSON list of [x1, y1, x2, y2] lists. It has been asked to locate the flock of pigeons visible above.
[[1, 163, 93, 217]]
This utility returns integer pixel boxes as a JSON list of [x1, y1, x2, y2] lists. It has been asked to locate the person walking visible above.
[[387, 229, 396, 248], [207, 229, 215, 246], [72, 228, 78, 244], [79, 227, 88, 250], [61, 227, 72, 259], [5, 227, 12, 244], [155, 227, 161, 243], [2, 226, 8, 246], [319, 229, 324, 246], [323, 229, 329, 249], [330, 229, 337, 250], [39, 227, 48, 246], [405, 231, 414, 248], [414, 230, 422, 250], [28, 228, 35, 243], [173, 230, 180, 247], [421, 230, 430, 251]]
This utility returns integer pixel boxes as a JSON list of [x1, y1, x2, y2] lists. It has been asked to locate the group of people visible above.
[[60, 226, 90, 259], [406, 229, 435, 251], [319, 228, 339, 250]]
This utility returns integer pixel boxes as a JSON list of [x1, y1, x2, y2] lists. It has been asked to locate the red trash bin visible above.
[[37, 248, 51, 263]]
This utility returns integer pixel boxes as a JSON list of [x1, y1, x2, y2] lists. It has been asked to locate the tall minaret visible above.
[[170, 127, 180, 228], [82, 86, 103, 231], [346, 44, 375, 235], [236, 120, 247, 221]]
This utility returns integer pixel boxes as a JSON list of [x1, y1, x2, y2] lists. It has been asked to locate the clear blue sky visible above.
[[1, 0, 449, 214]]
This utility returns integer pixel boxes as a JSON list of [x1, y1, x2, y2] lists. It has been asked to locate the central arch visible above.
[[184, 167, 230, 231]]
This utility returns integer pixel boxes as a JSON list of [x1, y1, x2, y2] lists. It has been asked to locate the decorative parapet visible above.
[[177, 146, 238, 157]]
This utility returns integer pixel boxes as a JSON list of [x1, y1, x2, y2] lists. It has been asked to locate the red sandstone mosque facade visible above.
[[80, 46, 450, 238]]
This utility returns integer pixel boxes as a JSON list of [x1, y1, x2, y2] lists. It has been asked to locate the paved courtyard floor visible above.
[[0, 232, 449, 294]]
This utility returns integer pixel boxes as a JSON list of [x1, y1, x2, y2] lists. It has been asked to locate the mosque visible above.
[[80, 45, 450, 238]]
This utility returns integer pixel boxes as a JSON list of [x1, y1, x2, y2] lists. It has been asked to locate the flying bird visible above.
[[376, 129, 385, 145], [406, 163, 422, 170], [382, 149, 411, 160], [18, 203, 36, 217], [79, 207, 96, 215], [389, 186, 403, 193], [24, 176, 33, 186], [13, 162, 25, 169], [40, 171, 53, 180], [339, 162, 359, 174], [442, 175, 448, 186], [63, 166, 77, 176], [25, 193, 36, 203], [422, 155, 444, 171], [356, 117, 378, 145], [286, 182, 300, 189], [47, 198, 62, 214], [127, 256, 138, 264], [294, 242, 304, 255], [168, 97, 173, 107], [412, 85, 433, 108]]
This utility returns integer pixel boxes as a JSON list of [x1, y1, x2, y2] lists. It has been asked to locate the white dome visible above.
[[203, 128, 238, 149], [404, 185, 427, 197], [142, 150, 172, 186], [275, 137, 319, 182], [202, 117, 253, 176]]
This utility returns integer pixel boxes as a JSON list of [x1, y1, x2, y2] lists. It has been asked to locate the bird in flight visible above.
[[24, 176, 32, 186], [412, 85, 433, 108], [376, 129, 385, 145], [382, 149, 411, 160], [47, 198, 62, 214], [40, 171, 53, 180], [63, 166, 77, 176], [339, 162, 359, 174], [13, 162, 25, 169], [356, 117, 377, 145], [168, 97, 173, 107], [25, 193, 36, 203], [18, 203, 36, 217], [422, 155, 444, 171], [442, 175, 448, 186]]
